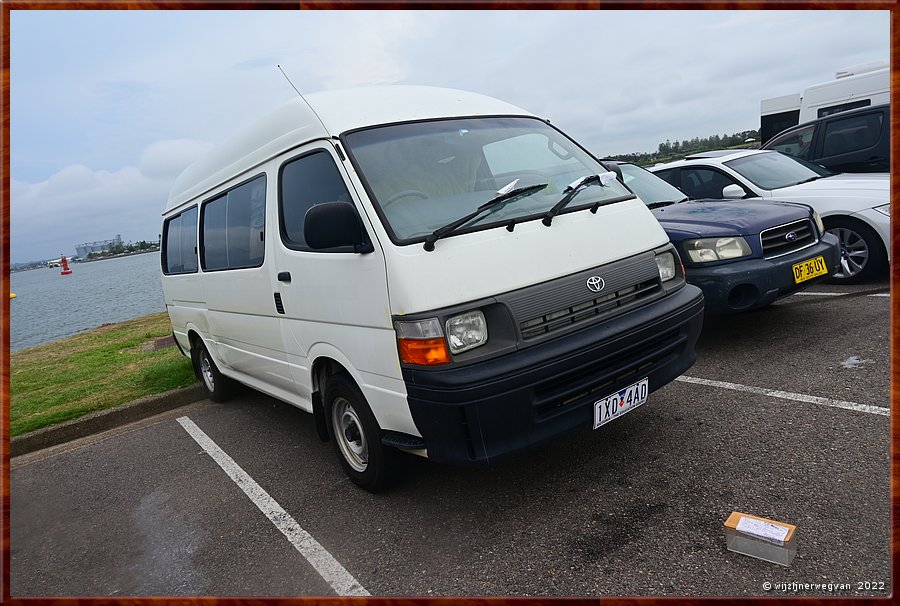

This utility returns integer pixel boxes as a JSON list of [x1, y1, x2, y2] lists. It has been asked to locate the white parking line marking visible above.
[[675, 376, 889, 417], [791, 292, 847, 296], [177, 416, 370, 596], [868, 293, 890, 298]]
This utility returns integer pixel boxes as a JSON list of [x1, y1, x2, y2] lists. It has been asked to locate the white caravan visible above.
[[760, 62, 889, 143], [161, 86, 704, 490]]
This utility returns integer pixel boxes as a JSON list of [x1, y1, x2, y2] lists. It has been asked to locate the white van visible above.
[[161, 86, 704, 490]]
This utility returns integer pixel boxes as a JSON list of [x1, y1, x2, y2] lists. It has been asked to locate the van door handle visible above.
[[277, 272, 292, 283]]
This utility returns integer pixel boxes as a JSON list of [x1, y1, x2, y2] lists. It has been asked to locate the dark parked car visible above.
[[602, 160, 842, 314], [761, 103, 889, 173]]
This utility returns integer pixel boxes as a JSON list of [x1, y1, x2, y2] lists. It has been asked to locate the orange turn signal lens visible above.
[[398, 337, 451, 366]]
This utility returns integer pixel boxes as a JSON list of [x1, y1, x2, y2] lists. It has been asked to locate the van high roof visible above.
[[166, 85, 534, 212]]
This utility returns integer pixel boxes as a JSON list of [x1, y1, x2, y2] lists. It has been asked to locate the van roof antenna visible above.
[[277, 64, 330, 134]]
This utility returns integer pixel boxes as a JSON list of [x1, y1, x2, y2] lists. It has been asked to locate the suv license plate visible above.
[[792, 255, 829, 284], [593, 378, 649, 429]]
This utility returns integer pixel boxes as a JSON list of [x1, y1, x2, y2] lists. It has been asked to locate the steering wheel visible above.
[[383, 190, 429, 207]]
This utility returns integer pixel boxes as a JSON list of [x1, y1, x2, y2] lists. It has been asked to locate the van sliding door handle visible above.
[[277, 272, 292, 283]]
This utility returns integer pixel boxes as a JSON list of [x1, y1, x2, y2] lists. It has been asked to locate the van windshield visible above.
[[343, 117, 634, 243]]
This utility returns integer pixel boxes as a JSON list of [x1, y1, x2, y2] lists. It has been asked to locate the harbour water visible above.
[[9, 252, 167, 352]]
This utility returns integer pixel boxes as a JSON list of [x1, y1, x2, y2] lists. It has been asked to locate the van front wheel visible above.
[[325, 373, 392, 492], [192, 341, 234, 403]]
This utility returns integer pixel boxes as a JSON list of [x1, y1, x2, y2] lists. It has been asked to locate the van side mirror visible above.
[[600, 162, 624, 183], [304, 202, 374, 253], [721, 184, 746, 199]]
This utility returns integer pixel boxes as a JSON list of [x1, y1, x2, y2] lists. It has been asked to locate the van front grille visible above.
[[497, 251, 666, 346], [519, 278, 661, 340], [761, 219, 817, 258]]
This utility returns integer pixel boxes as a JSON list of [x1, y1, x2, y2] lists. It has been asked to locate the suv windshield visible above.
[[343, 117, 633, 242], [724, 151, 833, 190], [617, 162, 688, 205]]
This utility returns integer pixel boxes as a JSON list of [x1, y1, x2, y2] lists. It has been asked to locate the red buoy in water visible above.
[[60, 254, 73, 275]]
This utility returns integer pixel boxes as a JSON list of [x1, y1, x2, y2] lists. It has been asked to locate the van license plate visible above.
[[593, 378, 649, 429], [792, 255, 829, 284]]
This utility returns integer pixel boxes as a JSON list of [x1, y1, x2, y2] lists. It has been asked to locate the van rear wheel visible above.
[[324, 373, 393, 492], [192, 340, 235, 403]]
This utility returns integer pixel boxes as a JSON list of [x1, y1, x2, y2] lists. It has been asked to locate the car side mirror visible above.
[[722, 184, 746, 199], [304, 202, 374, 253]]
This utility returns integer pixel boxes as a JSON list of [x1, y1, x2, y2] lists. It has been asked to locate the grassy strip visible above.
[[10, 312, 197, 436]]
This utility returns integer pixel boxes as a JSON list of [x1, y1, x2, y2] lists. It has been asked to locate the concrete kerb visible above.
[[10, 384, 206, 458]]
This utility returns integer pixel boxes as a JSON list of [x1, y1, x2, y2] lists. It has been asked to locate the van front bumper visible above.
[[401, 284, 704, 464], [683, 233, 841, 314]]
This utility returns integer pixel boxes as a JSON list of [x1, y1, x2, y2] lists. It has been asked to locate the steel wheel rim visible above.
[[200, 351, 215, 392], [831, 227, 869, 278], [332, 397, 368, 472]]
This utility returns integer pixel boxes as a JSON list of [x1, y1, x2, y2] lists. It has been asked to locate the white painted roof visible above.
[[165, 85, 533, 212]]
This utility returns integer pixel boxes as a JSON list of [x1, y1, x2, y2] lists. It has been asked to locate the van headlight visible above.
[[445, 310, 488, 354], [655, 251, 677, 282], [684, 237, 751, 263], [812, 210, 825, 234]]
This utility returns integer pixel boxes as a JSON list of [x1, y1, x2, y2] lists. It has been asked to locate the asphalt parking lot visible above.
[[10, 278, 891, 597]]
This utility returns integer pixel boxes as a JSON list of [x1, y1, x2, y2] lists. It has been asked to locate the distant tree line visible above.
[[86, 240, 158, 260], [614, 129, 760, 166]]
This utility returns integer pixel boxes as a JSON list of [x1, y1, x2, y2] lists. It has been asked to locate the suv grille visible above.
[[760, 219, 816, 258]]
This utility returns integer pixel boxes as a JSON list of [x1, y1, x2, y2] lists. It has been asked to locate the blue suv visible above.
[[603, 160, 842, 314]]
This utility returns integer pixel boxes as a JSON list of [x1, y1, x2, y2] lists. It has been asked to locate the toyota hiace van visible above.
[[161, 86, 704, 490]]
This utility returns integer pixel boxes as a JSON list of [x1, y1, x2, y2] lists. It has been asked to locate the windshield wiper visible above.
[[423, 180, 548, 251], [647, 196, 689, 209], [796, 175, 822, 185], [542, 172, 617, 226]]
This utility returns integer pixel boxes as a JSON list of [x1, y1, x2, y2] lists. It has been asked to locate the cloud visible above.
[[301, 12, 421, 89], [11, 139, 210, 261], [139, 139, 213, 180]]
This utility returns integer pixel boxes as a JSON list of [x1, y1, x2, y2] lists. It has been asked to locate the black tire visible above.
[[324, 372, 393, 492], [824, 217, 886, 284], [191, 339, 235, 403]]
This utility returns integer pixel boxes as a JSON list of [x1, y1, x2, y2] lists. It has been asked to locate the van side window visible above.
[[817, 99, 870, 119], [201, 175, 266, 271], [279, 150, 353, 249], [162, 206, 198, 275], [821, 112, 883, 157]]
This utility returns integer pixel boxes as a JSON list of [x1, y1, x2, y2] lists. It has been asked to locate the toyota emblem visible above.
[[586, 276, 606, 292], [785, 231, 798, 242]]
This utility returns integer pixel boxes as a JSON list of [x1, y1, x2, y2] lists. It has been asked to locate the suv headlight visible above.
[[445, 310, 488, 354], [812, 210, 826, 235], [684, 237, 751, 263], [874, 203, 890, 217]]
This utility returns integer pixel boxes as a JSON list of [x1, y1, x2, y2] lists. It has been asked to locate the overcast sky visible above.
[[9, 9, 889, 262]]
